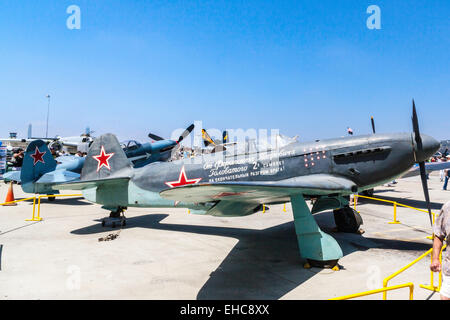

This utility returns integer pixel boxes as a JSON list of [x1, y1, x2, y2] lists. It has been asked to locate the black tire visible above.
[[101, 220, 105, 227], [333, 206, 363, 233], [48, 196, 56, 202], [307, 259, 339, 269]]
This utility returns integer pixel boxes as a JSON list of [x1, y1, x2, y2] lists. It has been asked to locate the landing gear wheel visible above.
[[109, 209, 121, 218], [48, 196, 56, 202], [307, 259, 339, 269], [333, 206, 363, 233]]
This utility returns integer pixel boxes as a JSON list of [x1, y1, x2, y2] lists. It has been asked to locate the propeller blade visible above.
[[177, 124, 195, 143], [170, 143, 181, 160], [412, 100, 423, 151], [148, 133, 165, 141], [371, 117, 376, 134], [419, 161, 433, 225], [412, 100, 433, 226]]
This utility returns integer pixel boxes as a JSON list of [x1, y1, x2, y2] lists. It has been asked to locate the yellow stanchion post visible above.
[[420, 244, 447, 292], [389, 202, 400, 224], [383, 248, 432, 300], [262, 204, 265, 214], [25, 194, 83, 221], [25, 196, 42, 222], [330, 282, 414, 300], [283, 203, 287, 212]]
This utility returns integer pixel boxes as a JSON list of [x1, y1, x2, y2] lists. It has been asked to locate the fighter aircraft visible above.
[[52, 101, 439, 268], [125, 123, 195, 167]]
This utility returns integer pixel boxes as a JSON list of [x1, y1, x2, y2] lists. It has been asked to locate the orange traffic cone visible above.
[[3, 181, 17, 206]]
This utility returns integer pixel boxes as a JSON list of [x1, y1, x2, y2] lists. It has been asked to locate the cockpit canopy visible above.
[[120, 140, 142, 151]]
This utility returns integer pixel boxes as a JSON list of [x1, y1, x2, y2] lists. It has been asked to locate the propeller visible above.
[[371, 116, 376, 134], [169, 124, 195, 160], [412, 100, 433, 226], [149, 124, 194, 144], [176, 123, 195, 144]]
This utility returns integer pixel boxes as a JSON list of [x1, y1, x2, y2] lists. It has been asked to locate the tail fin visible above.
[[20, 140, 57, 192], [223, 130, 229, 144], [81, 133, 132, 181], [202, 129, 215, 147]]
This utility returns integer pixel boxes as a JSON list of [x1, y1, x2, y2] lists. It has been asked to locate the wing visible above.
[[160, 174, 357, 204], [401, 161, 450, 178]]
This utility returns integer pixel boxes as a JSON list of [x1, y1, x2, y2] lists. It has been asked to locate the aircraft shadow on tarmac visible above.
[[70, 211, 431, 300]]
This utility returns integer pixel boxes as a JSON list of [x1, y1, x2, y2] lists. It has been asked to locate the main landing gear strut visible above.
[[290, 194, 343, 268]]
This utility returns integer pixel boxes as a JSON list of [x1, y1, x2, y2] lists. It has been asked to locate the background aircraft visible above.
[[124, 123, 195, 167], [4, 124, 196, 195], [0, 124, 94, 154], [53, 102, 439, 268]]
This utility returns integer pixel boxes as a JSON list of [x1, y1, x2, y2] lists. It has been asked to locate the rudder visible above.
[[81, 133, 132, 181], [20, 140, 57, 193]]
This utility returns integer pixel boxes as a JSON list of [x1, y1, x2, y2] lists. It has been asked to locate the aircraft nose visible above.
[[414, 134, 440, 162]]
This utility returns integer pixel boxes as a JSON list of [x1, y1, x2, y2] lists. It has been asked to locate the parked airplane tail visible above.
[[81, 133, 133, 181], [20, 140, 57, 193]]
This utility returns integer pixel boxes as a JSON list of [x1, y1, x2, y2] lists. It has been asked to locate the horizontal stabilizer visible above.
[[3, 171, 21, 183], [52, 177, 130, 191], [36, 170, 80, 185]]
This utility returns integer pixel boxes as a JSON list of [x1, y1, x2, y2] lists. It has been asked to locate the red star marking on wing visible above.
[[165, 166, 202, 188], [92, 146, 114, 172], [31, 146, 46, 165]]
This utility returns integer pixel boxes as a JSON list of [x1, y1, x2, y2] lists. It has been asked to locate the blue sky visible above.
[[0, 1, 449, 143]]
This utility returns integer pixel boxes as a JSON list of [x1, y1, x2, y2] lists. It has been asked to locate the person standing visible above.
[[439, 156, 446, 182], [444, 169, 450, 191], [431, 201, 450, 300]]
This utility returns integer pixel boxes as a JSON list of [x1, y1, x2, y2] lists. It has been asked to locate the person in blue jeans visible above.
[[444, 169, 450, 190]]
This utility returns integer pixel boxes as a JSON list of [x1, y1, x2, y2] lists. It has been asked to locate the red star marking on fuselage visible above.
[[165, 166, 202, 188], [92, 146, 114, 172], [31, 146, 46, 165]]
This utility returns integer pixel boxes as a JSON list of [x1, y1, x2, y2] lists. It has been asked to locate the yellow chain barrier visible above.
[[330, 282, 414, 300]]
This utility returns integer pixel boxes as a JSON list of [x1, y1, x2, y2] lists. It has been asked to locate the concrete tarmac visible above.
[[0, 172, 448, 300]]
